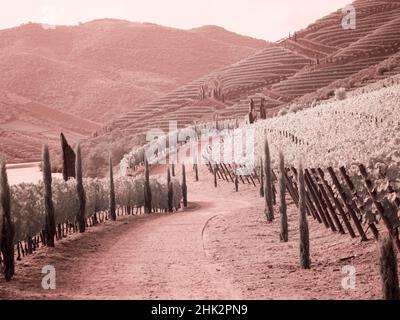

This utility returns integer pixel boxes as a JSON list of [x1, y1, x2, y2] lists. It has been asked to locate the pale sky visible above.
[[0, 0, 352, 41]]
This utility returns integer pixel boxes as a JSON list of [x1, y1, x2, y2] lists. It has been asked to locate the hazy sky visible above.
[[0, 0, 352, 41]]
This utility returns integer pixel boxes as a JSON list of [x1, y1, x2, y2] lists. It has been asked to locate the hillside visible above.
[[0, 90, 100, 163], [90, 0, 400, 172], [0, 20, 267, 163], [189, 25, 266, 48]]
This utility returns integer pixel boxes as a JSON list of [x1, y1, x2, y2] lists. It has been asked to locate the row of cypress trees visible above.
[[2, 148, 191, 280], [263, 138, 308, 268], [0, 143, 115, 281], [1, 145, 192, 281], [144, 160, 188, 214]]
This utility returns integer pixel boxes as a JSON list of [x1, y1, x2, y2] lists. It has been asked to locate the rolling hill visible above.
[[0, 20, 267, 163]]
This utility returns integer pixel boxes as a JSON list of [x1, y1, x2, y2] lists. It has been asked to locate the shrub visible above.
[[377, 66, 389, 75], [335, 87, 347, 101]]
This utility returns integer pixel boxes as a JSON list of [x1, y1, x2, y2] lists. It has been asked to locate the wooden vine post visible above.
[[213, 164, 218, 188], [327, 167, 368, 241], [317, 168, 356, 238], [339, 166, 379, 240], [222, 163, 235, 183], [216, 164, 228, 181], [193, 163, 199, 181], [291, 167, 320, 222], [229, 164, 245, 184], [310, 168, 344, 234], [306, 169, 336, 230], [303, 169, 330, 228], [359, 164, 400, 250], [235, 175, 239, 192], [283, 170, 299, 206]]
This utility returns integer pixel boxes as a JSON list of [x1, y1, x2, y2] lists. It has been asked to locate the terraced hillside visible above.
[[102, 44, 310, 133], [99, 0, 400, 144]]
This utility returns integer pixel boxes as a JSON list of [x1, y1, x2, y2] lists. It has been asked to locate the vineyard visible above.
[[204, 81, 400, 258], [2, 78, 400, 298], [118, 80, 400, 255], [2, 0, 400, 300], [0, 144, 185, 282]]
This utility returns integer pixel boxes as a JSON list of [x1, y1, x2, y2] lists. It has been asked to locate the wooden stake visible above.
[[311, 169, 344, 234], [291, 167, 320, 222], [359, 164, 400, 250], [222, 163, 235, 183], [339, 166, 379, 240], [317, 168, 356, 238], [304, 169, 330, 229], [306, 169, 336, 231], [327, 167, 368, 241]]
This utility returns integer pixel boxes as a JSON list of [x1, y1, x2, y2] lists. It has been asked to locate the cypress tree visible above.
[[42, 145, 56, 246], [279, 152, 288, 242], [167, 167, 173, 212], [259, 158, 264, 197], [144, 158, 152, 213], [235, 175, 239, 192], [264, 138, 274, 222], [0, 161, 15, 281], [214, 164, 217, 188], [194, 163, 199, 181], [182, 164, 188, 208], [75, 143, 86, 233], [109, 154, 116, 221], [298, 160, 311, 269]]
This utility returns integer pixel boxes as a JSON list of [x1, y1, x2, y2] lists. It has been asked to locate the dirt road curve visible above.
[[0, 166, 389, 299], [75, 195, 247, 300]]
